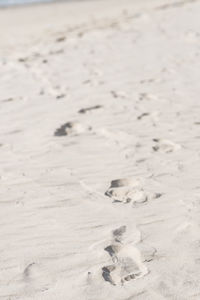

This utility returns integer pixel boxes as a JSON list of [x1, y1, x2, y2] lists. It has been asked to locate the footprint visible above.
[[137, 112, 150, 120], [54, 121, 92, 136], [22, 262, 52, 294], [139, 93, 158, 101], [56, 94, 66, 99], [110, 90, 127, 99], [102, 226, 148, 286], [153, 139, 181, 153], [137, 111, 160, 125], [49, 49, 64, 55], [23, 263, 36, 281], [56, 36, 66, 43], [78, 105, 103, 114], [2, 97, 14, 102], [105, 178, 145, 204], [18, 57, 28, 63], [105, 178, 162, 205]]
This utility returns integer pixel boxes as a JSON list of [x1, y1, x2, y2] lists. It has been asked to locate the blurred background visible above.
[[0, 0, 78, 6], [0, 0, 55, 5]]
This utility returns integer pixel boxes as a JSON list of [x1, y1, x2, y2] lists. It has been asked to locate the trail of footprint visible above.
[[54, 121, 92, 136], [102, 226, 148, 286], [17, 51, 68, 98], [156, 0, 199, 11], [153, 139, 181, 153], [105, 178, 161, 205]]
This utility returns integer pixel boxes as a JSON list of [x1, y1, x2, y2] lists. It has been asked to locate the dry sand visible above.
[[0, 0, 200, 299]]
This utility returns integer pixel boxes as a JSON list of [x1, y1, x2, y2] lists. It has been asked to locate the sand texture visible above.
[[0, 0, 200, 299]]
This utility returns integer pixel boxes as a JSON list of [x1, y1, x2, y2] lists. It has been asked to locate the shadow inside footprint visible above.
[[113, 226, 126, 237], [123, 272, 141, 282], [54, 122, 74, 136], [102, 265, 116, 286], [113, 225, 126, 242], [104, 245, 118, 258]]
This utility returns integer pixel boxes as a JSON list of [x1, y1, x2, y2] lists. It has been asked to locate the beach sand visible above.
[[0, 0, 200, 299]]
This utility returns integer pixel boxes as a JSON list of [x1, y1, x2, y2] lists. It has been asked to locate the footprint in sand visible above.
[[110, 90, 127, 99], [78, 105, 103, 114], [105, 178, 161, 205], [102, 226, 148, 285], [153, 139, 181, 153], [15, 262, 53, 295], [137, 112, 150, 120], [56, 94, 66, 99], [54, 121, 92, 136], [137, 111, 160, 125], [56, 36, 66, 43]]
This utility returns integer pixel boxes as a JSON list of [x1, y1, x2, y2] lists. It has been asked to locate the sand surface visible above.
[[1, 0, 200, 299]]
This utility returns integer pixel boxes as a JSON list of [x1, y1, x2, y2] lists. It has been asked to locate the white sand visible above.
[[0, 0, 200, 299]]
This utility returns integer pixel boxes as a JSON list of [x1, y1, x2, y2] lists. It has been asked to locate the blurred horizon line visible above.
[[0, 0, 89, 8]]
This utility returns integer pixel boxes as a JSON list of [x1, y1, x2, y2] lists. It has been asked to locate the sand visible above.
[[0, 0, 200, 299]]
